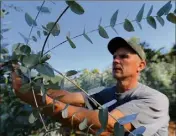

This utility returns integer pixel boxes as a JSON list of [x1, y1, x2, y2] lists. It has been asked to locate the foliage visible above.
[[0, 1, 176, 136]]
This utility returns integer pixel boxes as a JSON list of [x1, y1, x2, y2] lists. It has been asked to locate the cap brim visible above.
[[108, 37, 131, 55]]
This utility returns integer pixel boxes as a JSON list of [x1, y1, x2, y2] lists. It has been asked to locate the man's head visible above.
[[107, 37, 146, 80]]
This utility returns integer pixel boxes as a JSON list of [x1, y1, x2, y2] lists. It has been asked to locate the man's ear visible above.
[[137, 60, 146, 72]]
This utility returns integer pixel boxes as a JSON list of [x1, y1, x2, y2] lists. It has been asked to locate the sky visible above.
[[1, 1, 176, 73]]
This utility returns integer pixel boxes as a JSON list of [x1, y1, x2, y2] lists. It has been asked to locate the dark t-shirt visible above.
[[86, 82, 170, 136]]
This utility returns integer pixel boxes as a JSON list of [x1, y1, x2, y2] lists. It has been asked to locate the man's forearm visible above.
[[47, 89, 85, 107]]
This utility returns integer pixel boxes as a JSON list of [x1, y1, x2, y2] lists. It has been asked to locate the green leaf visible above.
[[79, 118, 88, 130], [111, 26, 118, 34], [36, 63, 55, 77], [136, 4, 145, 22], [46, 22, 60, 36], [98, 25, 109, 39], [128, 126, 146, 136], [19, 65, 28, 75], [32, 36, 37, 42], [136, 21, 142, 30], [156, 16, 165, 26], [61, 104, 69, 118], [66, 70, 78, 76], [95, 128, 104, 136], [123, 19, 134, 32], [19, 83, 31, 93], [157, 1, 172, 16], [44, 82, 61, 90], [110, 10, 118, 27], [114, 122, 125, 136], [147, 5, 153, 17], [28, 110, 39, 124], [164, 3, 172, 15], [66, 1, 84, 15], [37, 31, 41, 38], [25, 12, 37, 27], [43, 31, 48, 36], [36, 6, 51, 13], [66, 36, 76, 49], [147, 16, 157, 29], [98, 108, 108, 129], [118, 113, 138, 125], [19, 32, 29, 43], [1, 48, 9, 54], [83, 28, 93, 44], [20, 45, 31, 55], [166, 13, 176, 24], [22, 54, 39, 68]]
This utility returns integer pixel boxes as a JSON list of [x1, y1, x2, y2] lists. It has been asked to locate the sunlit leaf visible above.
[[136, 4, 145, 22], [19, 83, 31, 93], [37, 31, 41, 38], [98, 108, 108, 129], [118, 113, 138, 125], [110, 10, 118, 27], [36, 6, 51, 13], [22, 54, 39, 68], [156, 16, 165, 26], [123, 19, 134, 32], [83, 28, 93, 44], [98, 25, 109, 39], [136, 21, 142, 30], [35, 63, 55, 77], [114, 122, 125, 136], [166, 13, 176, 24], [66, 1, 84, 15], [46, 22, 60, 36], [25, 12, 37, 27], [28, 110, 39, 124], [66, 70, 78, 76], [157, 1, 172, 16], [128, 126, 146, 136], [19, 65, 28, 75], [66, 36, 76, 48], [147, 16, 157, 29], [61, 104, 69, 118], [79, 118, 88, 130]]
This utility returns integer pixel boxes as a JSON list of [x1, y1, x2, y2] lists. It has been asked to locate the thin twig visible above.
[[40, 6, 69, 57], [28, 69, 47, 131], [44, 15, 159, 55], [27, 0, 46, 45]]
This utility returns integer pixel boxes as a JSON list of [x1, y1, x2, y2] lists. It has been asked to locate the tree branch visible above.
[[40, 6, 70, 57]]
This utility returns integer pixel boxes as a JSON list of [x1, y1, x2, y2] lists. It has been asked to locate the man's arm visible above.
[[12, 71, 133, 135], [12, 70, 86, 107]]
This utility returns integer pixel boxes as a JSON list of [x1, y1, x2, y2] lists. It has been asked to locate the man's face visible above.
[[112, 47, 145, 80]]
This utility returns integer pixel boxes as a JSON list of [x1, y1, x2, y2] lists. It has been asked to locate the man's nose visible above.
[[113, 57, 121, 63]]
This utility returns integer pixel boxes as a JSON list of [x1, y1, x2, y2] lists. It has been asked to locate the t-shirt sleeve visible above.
[[116, 93, 170, 136], [84, 86, 115, 110]]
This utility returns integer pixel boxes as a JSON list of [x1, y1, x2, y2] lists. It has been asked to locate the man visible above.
[[12, 37, 170, 136]]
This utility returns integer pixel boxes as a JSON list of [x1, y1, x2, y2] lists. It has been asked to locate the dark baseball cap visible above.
[[108, 37, 146, 60]]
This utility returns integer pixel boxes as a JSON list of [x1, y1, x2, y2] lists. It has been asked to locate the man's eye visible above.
[[119, 54, 128, 59]]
